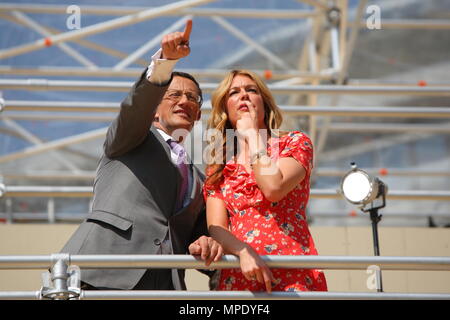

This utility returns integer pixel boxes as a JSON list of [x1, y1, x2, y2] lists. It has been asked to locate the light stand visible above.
[[340, 162, 388, 292], [361, 181, 387, 292]]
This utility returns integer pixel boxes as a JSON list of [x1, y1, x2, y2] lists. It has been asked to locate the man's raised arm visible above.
[[104, 20, 193, 158]]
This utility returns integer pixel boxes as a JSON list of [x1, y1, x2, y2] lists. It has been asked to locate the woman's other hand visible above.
[[238, 245, 274, 293]]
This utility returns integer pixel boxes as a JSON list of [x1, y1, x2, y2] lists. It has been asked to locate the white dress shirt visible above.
[[146, 48, 178, 85]]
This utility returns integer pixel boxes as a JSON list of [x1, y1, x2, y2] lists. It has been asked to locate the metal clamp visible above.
[[0, 183, 5, 198], [40, 253, 80, 300], [327, 7, 341, 27]]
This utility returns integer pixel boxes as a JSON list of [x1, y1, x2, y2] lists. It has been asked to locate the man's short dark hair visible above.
[[172, 71, 203, 107]]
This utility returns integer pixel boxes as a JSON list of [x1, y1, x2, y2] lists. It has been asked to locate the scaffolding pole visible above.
[[113, 15, 193, 70], [0, 0, 215, 60], [3, 101, 450, 118], [0, 66, 333, 80], [210, 16, 291, 70], [9, 11, 98, 69], [0, 4, 319, 19], [3, 167, 450, 181], [0, 127, 107, 164], [299, 0, 330, 11], [315, 168, 450, 177], [1, 185, 450, 201], [3, 209, 450, 222], [3, 210, 450, 223], [1, 117, 82, 172], [328, 122, 450, 133], [355, 19, 450, 30], [5, 116, 450, 134], [1, 79, 449, 95]]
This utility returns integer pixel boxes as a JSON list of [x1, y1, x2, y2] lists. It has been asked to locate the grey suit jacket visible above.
[[61, 70, 208, 290]]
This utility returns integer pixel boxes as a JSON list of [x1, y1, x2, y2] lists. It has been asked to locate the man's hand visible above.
[[161, 19, 192, 60], [188, 236, 224, 267]]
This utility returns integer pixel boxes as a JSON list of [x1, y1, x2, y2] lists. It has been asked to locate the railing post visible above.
[[47, 197, 55, 223], [5, 198, 13, 224], [0, 182, 11, 223], [40, 253, 80, 300]]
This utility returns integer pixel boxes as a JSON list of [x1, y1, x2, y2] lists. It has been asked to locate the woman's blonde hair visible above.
[[205, 69, 283, 185]]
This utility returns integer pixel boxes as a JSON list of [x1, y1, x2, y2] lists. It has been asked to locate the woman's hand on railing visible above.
[[238, 245, 274, 293]]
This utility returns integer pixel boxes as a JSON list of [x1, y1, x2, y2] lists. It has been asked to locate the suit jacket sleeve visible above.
[[104, 70, 171, 158], [188, 206, 216, 278], [188, 169, 209, 246], [188, 207, 209, 246]]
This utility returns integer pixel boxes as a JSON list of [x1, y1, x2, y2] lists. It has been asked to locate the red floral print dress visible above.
[[204, 131, 327, 291]]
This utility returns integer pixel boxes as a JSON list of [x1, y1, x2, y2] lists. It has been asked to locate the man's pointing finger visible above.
[[182, 19, 192, 42]]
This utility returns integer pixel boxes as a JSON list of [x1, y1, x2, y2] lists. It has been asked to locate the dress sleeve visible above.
[[279, 131, 314, 176]]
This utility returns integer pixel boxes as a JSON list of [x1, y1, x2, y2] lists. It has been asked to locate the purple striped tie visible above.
[[168, 140, 189, 210]]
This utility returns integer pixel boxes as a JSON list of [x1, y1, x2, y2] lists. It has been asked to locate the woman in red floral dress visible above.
[[204, 70, 327, 293]]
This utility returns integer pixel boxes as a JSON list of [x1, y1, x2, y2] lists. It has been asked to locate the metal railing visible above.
[[2, 211, 450, 223], [2, 185, 450, 200], [1, 79, 450, 95], [3, 100, 450, 118], [3, 290, 449, 300], [2, 185, 449, 223], [0, 254, 450, 300]]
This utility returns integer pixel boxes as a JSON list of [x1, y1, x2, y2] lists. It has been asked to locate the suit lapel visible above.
[[150, 126, 181, 216], [150, 126, 172, 157], [189, 164, 200, 201], [172, 165, 203, 217]]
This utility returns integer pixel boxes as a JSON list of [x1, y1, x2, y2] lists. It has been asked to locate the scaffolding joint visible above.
[[40, 253, 81, 300], [326, 7, 341, 28], [0, 183, 5, 198]]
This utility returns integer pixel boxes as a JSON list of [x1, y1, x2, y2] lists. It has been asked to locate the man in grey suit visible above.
[[61, 20, 223, 290]]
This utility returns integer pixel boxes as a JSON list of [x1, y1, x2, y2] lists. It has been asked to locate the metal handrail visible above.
[[75, 290, 450, 300], [2, 211, 450, 222], [2, 168, 450, 181], [1, 290, 449, 300], [2, 185, 450, 201], [0, 254, 450, 300], [1, 254, 449, 271]]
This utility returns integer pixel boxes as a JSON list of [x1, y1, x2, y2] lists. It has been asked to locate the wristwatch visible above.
[[250, 149, 268, 164]]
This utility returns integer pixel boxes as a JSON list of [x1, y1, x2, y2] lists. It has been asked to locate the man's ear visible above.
[[196, 110, 202, 121], [154, 111, 160, 122]]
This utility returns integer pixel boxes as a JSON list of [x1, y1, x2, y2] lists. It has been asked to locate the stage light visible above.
[[340, 162, 387, 210], [339, 162, 389, 292]]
